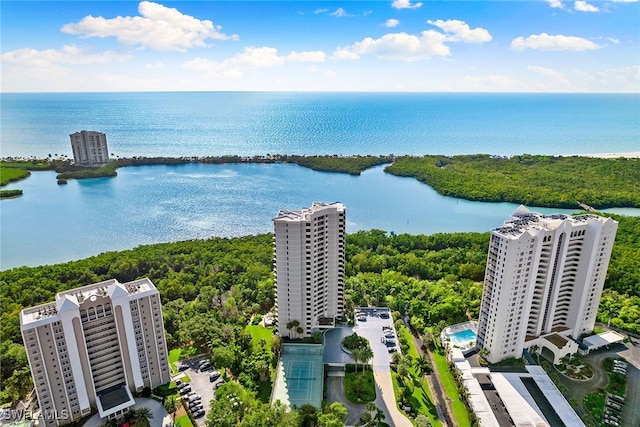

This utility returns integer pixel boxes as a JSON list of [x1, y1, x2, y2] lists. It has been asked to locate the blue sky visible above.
[[1, 1, 638, 92]]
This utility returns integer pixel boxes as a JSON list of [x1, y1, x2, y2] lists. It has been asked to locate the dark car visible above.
[[194, 410, 205, 418], [210, 371, 221, 382], [178, 364, 189, 372]]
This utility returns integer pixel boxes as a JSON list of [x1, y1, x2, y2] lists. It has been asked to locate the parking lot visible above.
[[353, 307, 398, 371], [175, 357, 225, 426]]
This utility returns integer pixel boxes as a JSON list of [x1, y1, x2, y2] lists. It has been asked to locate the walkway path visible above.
[[373, 370, 413, 427], [409, 328, 454, 427]]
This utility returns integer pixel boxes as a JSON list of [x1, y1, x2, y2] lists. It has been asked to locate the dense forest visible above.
[[385, 155, 640, 209], [1, 213, 638, 408]]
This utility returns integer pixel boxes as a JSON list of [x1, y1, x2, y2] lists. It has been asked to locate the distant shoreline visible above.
[[562, 152, 640, 159]]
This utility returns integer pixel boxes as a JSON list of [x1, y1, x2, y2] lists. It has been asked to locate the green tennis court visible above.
[[271, 344, 324, 409]]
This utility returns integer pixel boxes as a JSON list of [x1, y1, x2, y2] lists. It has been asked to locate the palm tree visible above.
[[359, 346, 373, 372], [350, 347, 364, 373], [164, 395, 182, 426], [366, 402, 377, 420], [372, 407, 386, 426], [131, 407, 153, 427], [255, 359, 269, 382], [415, 355, 432, 377]]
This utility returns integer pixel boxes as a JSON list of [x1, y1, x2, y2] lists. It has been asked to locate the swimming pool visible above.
[[448, 329, 477, 346]]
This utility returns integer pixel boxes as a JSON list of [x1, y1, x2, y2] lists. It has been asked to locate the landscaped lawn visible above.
[[245, 324, 275, 351], [345, 366, 376, 403], [175, 414, 194, 427], [432, 346, 471, 427], [169, 348, 182, 373], [395, 326, 442, 427], [246, 324, 276, 403]]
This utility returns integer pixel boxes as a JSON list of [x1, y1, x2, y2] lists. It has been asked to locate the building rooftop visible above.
[[544, 333, 569, 349], [21, 278, 158, 327], [492, 208, 607, 239], [582, 331, 625, 350], [273, 201, 344, 222]]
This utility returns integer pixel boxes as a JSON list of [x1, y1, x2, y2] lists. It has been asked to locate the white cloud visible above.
[[545, 0, 565, 8], [287, 50, 326, 63], [527, 65, 570, 85], [61, 1, 237, 52], [392, 0, 423, 10], [427, 19, 492, 43], [333, 32, 448, 61], [331, 8, 350, 17], [314, 8, 329, 14], [511, 33, 600, 51], [1, 45, 130, 67], [595, 65, 640, 84], [182, 47, 325, 79], [334, 20, 491, 61], [384, 19, 400, 28], [447, 74, 529, 92], [574, 1, 600, 12], [145, 62, 164, 69]]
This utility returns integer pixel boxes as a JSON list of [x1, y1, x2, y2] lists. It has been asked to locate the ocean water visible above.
[[1, 92, 639, 269], [2, 163, 580, 269], [1, 92, 639, 158]]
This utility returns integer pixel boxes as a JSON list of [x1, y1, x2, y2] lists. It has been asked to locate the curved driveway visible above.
[[83, 397, 172, 427], [324, 313, 414, 426], [549, 342, 639, 427]]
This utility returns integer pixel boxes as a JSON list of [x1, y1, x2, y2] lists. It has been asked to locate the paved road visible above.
[[325, 371, 366, 425], [373, 370, 414, 427], [547, 342, 639, 426], [354, 308, 413, 427]]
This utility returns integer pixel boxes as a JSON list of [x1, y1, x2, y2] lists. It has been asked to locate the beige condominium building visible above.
[[69, 131, 109, 167], [20, 278, 170, 426], [273, 202, 346, 338], [477, 207, 618, 364]]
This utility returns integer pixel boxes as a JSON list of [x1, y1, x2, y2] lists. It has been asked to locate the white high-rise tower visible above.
[[273, 202, 346, 338], [476, 208, 617, 363], [21, 278, 170, 426]]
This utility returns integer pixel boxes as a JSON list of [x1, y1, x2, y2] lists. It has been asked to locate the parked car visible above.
[[210, 371, 221, 382], [190, 403, 203, 411], [179, 386, 191, 395], [178, 363, 189, 371], [194, 410, 205, 418], [388, 347, 397, 353], [380, 312, 390, 319], [175, 379, 182, 387]]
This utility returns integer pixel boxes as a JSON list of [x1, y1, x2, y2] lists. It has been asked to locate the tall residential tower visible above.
[[273, 202, 346, 338], [70, 131, 109, 167], [20, 278, 170, 426], [476, 208, 617, 364]]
